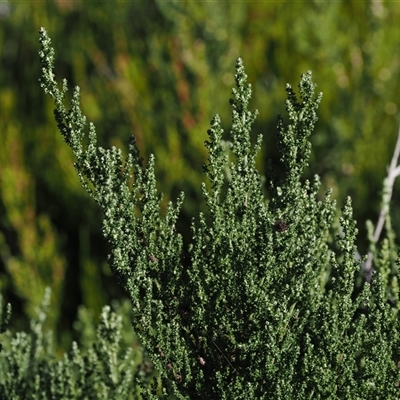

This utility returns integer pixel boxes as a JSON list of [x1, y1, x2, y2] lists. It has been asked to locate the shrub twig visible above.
[[363, 125, 400, 279]]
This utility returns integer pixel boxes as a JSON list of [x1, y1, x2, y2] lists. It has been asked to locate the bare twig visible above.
[[211, 338, 236, 373], [363, 125, 400, 279]]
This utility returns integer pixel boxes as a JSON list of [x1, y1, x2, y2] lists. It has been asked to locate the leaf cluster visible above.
[[0, 289, 155, 399]]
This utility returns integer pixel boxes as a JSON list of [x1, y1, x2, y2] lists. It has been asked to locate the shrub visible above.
[[2, 26, 400, 399], [0, 288, 156, 399]]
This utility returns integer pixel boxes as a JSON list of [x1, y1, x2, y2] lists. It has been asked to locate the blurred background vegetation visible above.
[[1, 0, 400, 366]]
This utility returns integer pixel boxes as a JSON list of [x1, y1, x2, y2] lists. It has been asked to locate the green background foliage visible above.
[[1, 0, 400, 361]]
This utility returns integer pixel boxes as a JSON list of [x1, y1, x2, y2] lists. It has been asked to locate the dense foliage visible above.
[[3, 3, 400, 359], [0, 289, 156, 399], [4, 27, 396, 398]]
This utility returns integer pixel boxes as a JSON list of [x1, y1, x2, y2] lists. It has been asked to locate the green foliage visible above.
[[0, 288, 156, 399], [0, 108, 66, 331], [35, 26, 400, 398], [4, 2, 400, 357]]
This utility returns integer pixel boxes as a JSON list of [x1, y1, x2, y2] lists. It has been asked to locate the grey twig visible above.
[[363, 125, 400, 279]]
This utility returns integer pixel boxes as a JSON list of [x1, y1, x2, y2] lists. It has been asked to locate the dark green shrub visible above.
[[0, 288, 156, 399], [3, 26, 400, 399]]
